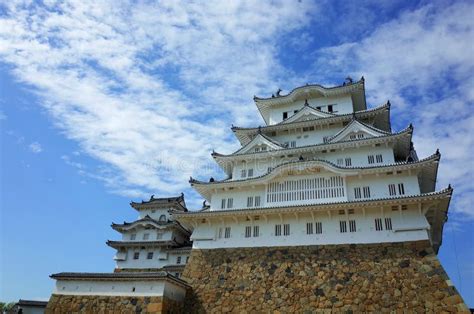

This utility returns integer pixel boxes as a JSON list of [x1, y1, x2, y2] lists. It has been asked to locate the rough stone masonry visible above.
[[182, 240, 468, 313]]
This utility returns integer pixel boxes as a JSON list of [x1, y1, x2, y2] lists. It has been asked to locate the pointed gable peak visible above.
[[280, 105, 334, 125], [328, 120, 391, 143], [233, 133, 284, 155]]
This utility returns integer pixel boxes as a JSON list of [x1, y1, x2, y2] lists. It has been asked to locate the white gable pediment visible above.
[[328, 120, 390, 143], [235, 134, 283, 155], [281, 106, 333, 124]]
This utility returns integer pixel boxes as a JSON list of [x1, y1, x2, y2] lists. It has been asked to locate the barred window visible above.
[[398, 183, 405, 195], [375, 218, 383, 231], [130, 234, 137, 240], [376, 154, 383, 163], [388, 184, 396, 196], [247, 196, 254, 207], [368, 155, 375, 164], [283, 224, 290, 236], [177, 256, 181, 264], [224, 227, 231, 238], [253, 226, 260, 237], [248, 169, 254, 177], [337, 158, 343, 165], [349, 220, 356, 232], [218, 228, 223, 238], [354, 187, 362, 199], [357, 133, 364, 139], [385, 218, 393, 230], [241, 169, 247, 178], [275, 224, 282, 236], [315, 222, 322, 234], [363, 186, 371, 198], [227, 198, 233, 208], [306, 222, 313, 235], [143, 233, 149, 240], [133, 252, 140, 260], [147, 252, 153, 259], [339, 221, 347, 233], [245, 226, 251, 238], [221, 199, 226, 209], [345, 158, 352, 166], [290, 141, 296, 148], [254, 196, 261, 207]]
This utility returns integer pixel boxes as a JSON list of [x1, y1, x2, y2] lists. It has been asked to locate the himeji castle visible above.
[[46, 77, 468, 313]]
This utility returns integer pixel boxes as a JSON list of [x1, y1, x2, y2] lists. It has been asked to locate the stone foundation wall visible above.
[[182, 241, 468, 312], [45, 294, 184, 313]]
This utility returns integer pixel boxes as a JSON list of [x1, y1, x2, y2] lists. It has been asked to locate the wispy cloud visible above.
[[28, 141, 42, 153], [0, 1, 316, 206]]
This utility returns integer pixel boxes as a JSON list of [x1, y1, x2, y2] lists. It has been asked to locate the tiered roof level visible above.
[[109, 194, 192, 277], [176, 78, 452, 253]]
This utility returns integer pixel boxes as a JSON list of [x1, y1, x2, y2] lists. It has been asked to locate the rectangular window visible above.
[[261, 146, 267, 151], [241, 169, 247, 178], [156, 232, 163, 239], [275, 224, 282, 236], [186, 256, 189, 263], [130, 234, 137, 240], [323, 136, 329, 143], [290, 141, 296, 148], [306, 222, 313, 234], [368, 155, 375, 164], [133, 252, 140, 260], [337, 158, 343, 165], [345, 158, 352, 166], [327, 105, 333, 113], [247, 196, 254, 208], [248, 169, 254, 177], [227, 198, 233, 208], [376, 154, 383, 163], [267, 167, 272, 173], [255, 147, 260, 152], [354, 187, 362, 199], [254, 196, 261, 207], [357, 133, 364, 139], [253, 226, 260, 237], [218, 228, 223, 238], [224, 227, 231, 238], [350, 134, 357, 140], [398, 183, 405, 195], [339, 221, 347, 233], [363, 186, 371, 198], [221, 199, 226, 209], [245, 226, 251, 238], [388, 184, 396, 196], [385, 218, 393, 230], [349, 220, 356, 232], [143, 233, 149, 240], [147, 252, 153, 259], [177, 256, 181, 264], [316, 106, 322, 111], [315, 222, 322, 234], [283, 112, 288, 119], [283, 224, 290, 236], [375, 218, 383, 231]]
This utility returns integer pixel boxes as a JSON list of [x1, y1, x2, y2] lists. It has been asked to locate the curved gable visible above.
[[328, 120, 390, 143], [280, 106, 334, 124], [233, 134, 284, 155]]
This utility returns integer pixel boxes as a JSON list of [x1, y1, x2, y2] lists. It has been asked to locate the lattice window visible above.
[[368, 155, 375, 164], [345, 158, 352, 166], [224, 227, 231, 238], [354, 187, 362, 199], [221, 199, 226, 209], [245, 226, 251, 238], [349, 220, 357, 232], [315, 222, 322, 234], [247, 196, 254, 208], [227, 198, 233, 208], [253, 226, 260, 237], [306, 222, 313, 234], [248, 169, 254, 177], [388, 184, 396, 196], [275, 224, 282, 236], [375, 218, 383, 231], [363, 186, 371, 198], [266, 176, 345, 203], [339, 221, 347, 233], [398, 183, 405, 195], [241, 169, 247, 178], [283, 224, 290, 236], [385, 218, 393, 230], [254, 196, 261, 207], [376, 154, 383, 163]]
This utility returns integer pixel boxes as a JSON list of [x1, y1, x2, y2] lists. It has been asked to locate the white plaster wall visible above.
[[53, 280, 187, 301], [17, 306, 45, 314], [116, 247, 190, 269], [210, 187, 266, 210], [346, 174, 421, 200], [54, 280, 166, 296], [138, 208, 172, 220], [268, 95, 353, 125], [121, 228, 174, 241], [271, 124, 343, 147], [191, 207, 430, 249]]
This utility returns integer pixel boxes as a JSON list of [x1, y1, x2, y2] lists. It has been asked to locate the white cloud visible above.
[[0, 1, 316, 207], [0, 110, 6, 120], [28, 141, 43, 153], [312, 2, 474, 218]]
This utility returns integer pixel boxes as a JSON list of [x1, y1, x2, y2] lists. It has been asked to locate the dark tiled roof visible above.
[[50, 271, 190, 287], [18, 300, 48, 307], [130, 193, 187, 211], [106, 240, 187, 249]]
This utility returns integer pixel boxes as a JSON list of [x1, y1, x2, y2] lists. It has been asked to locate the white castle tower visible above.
[[176, 77, 451, 251], [109, 194, 192, 278]]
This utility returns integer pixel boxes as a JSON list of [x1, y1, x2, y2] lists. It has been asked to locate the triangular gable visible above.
[[280, 106, 334, 124], [328, 120, 391, 143], [234, 134, 284, 155]]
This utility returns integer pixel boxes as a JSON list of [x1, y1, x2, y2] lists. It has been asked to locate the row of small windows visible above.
[[218, 218, 393, 239], [389, 183, 405, 196], [254, 146, 268, 152], [354, 186, 371, 199], [349, 133, 365, 140], [132, 252, 189, 263], [336, 157, 352, 167], [282, 104, 337, 121], [354, 183, 405, 199], [368, 154, 383, 164], [247, 196, 261, 207], [130, 232, 164, 241], [221, 198, 234, 209]]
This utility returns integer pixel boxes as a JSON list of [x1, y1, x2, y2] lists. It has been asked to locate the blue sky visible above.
[[1, 0, 473, 306]]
